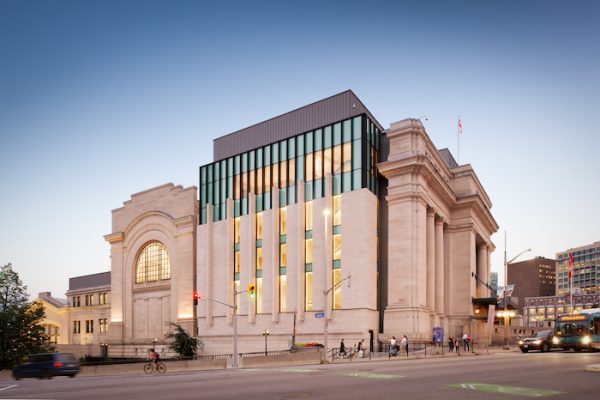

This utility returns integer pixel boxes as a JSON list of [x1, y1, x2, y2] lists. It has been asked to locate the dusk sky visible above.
[[1, 0, 599, 299]]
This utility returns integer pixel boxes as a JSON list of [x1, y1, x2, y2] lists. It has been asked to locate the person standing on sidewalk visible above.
[[401, 335, 408, 357], [339, 339, 346, 357], [448, 336, 454, 353]]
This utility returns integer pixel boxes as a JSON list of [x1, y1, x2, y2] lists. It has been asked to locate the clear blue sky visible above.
[[1, 0, 599, 299]]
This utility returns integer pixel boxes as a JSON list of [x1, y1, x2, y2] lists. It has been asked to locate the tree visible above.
[[164, 322, 202, 359], [0, 263, 54, 370]]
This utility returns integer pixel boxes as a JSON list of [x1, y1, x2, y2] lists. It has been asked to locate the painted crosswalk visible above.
[[448, 382, 562, 397]]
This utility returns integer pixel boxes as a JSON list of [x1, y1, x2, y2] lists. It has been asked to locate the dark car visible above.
[[518, 330, 554, 353], [12, 353, 80, 380]]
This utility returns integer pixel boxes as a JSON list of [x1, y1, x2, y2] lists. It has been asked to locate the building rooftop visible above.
[[212, 90, 384, 161], [68, 271, 111, 291]]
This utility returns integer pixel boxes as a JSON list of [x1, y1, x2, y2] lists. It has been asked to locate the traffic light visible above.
[[247, 283, 256, 301], [193, 291, 199, 306]]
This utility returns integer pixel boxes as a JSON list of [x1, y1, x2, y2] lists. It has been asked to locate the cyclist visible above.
[[148, 349, 160, 368]]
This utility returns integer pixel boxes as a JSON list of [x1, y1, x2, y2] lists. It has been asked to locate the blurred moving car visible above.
[[12, 353, 80, 380], [518, 330, 554, 353]]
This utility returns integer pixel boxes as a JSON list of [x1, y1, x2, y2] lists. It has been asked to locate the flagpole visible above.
[[457, 115, 460, 165]]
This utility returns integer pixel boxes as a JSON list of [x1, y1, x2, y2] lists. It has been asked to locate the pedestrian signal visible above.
[[193, 291, 199, 305]]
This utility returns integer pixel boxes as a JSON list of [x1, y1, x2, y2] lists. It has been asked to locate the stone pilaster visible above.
[[477, 243, 488, 298], [426, 209, 435, 311], [435, 217, 445, 316]]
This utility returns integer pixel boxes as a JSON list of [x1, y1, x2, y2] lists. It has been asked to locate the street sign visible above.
[[315, 312, 325, 318], [432, 326, 444, 343], [448, 382, 561, 397]]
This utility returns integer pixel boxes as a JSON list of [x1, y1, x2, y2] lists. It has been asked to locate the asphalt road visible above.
[[1, 351, 599, 399]]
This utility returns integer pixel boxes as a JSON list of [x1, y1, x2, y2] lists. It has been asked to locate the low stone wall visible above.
[[240, 350, 321, 368], [79, 358, 226, 376]]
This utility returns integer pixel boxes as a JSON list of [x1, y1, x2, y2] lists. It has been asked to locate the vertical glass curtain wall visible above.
[[200, 115, 381, 224]]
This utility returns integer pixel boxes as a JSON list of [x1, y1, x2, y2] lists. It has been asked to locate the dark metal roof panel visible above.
[[213, 90, 384, 161], [68, 271, 111, 291]]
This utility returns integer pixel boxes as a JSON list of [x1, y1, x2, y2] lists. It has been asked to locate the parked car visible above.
[[12, 353, 80, 380], [518, 330, 554, 353]]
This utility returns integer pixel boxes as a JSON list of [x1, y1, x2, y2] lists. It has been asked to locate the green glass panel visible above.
[[221, 203, 226, 220], [257, 149, 263, 168], [353, 116, 362, 141], [207, 182, 213, 204], [314, 178, 323, 198], [305, 131, 313, 153], [304, 264, 313, 272], [207, 164, 213, 182], [279, 267, 287, 275], [234, 200, 240, 217], [256, 270, 262, 278], [242, 153, 247, 173], [272, 143, 279, 163], [279, 235, 287, 244], [228, 176, 233, 199], [264, 145, 271, 165], [264, 191, 271, 209], [256, 239, 262, 247], [249, 150, 255, 170], [324, 125, 332, 148], [201, 167, 207, 184], [304, 182, 313, 201], [234, 155, 240, 174], [288, 185, 296, 205], [280, 140, 287, 161], [234, 272, 240, 280], [352, 139, 361, 169], [315, 129, 323, 151], [241, 197, 247, 215], [201, 184, 206, 205], [297, 155, 304, 182], [353, 169, 362, 191], [256, 195, 263, 212], [200, 207, 206, 224], [342, 172, 352, 193], [333, 225, 342, 234], [279, 189, 286, 207], [333, 260, 342, 269], [288, 137, 295, 158], [304, 231, 313, 239], [234, 243, 240, 251], [228, 158, 233, 177], [343, 121, 352, 142], [333, 175, 341, 195], [297, 135, 304, 154]]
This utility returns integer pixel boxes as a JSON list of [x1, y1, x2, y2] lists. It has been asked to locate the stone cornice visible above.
[[104, 232, 124, 244], [455, 194, 499, 234], [174, 215, 196, 228]]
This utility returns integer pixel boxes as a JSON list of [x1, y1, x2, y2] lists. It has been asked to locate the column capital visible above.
[[435, 216, 444, 226]]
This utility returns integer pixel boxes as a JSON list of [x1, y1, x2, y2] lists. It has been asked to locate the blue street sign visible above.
[[432, 326, 444, 343], [315, 312, 325, 318]]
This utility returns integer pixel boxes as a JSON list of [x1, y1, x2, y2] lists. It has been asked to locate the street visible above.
[[1, 351, 599, 399]]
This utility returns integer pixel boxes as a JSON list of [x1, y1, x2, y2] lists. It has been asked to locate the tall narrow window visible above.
[[333, 195, 341, 226], [280, 207, 287, 235], [256, 213, 263, 240], [280, 275, 287, 313], [333, 234, 342, 261], [305, 202, 313, 231], [234, 217, 241, 243], [305, 239, 313, 264], [305, 271, 313, 311], [333, 269, 342, 309]]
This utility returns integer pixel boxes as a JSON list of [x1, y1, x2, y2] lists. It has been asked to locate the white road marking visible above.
[[0, 385, 18, 391]]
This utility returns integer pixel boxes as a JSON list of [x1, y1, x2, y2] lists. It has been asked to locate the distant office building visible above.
[[490, 272, 498, 296], [523, 293, 600, 327], [507, 257, 555, 306], [556, 242, 600, 296]]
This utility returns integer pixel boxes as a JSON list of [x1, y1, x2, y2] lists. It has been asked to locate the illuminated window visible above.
[[305, 153, 313, 182], [333, 269, 342, 309], [333, 195, 341, 226], [280, 243, 287, 267], [288, 159, 296, 186], [305, 239, 313, 264], [135, 242, 171, 283], [256, 213, 263, 240], [99, 318, 108, 333], [234, 250, 240, 273], [333, 234, 342, 260], [99, 292, 108, 305], [333, 145, 342, 173], [235, 280, 240, 314], [280, 275, 287, 312], [273, 162, 279, 188], [73, 321, 80, 334], [280, 159, 287, 188], [342, 142, 352, 172], [305, 202, 313, 231], [315, 150, 323, 179], [305, 272, 313, 311], [234, 217, 241, 243], [280, 207, 287, 235], [257, 277, 263, 313], [265, 164, 271, 191], [324, 148, 332, 175], [257, 248, 263, 270]]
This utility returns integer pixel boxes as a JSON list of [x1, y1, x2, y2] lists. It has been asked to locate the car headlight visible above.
[[552, 337, 560, 345], [582, 336, 591, 345], [533, 340, 542, 345], [518, 340, 524, 345]]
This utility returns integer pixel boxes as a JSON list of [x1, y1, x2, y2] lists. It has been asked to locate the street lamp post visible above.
[[501, 231, 531, 350], [262, 330, 270, 356], [323, 274, 352, 361]]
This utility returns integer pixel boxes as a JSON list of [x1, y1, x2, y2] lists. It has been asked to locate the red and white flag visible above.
[[568, 251, 574, 279], [458, 117, 463, 134]]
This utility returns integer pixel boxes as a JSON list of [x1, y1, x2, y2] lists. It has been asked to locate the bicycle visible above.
[[144, 360, 166, 374]]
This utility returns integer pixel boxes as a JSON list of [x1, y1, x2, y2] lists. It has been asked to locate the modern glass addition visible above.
[[200, 115, 381, 224]]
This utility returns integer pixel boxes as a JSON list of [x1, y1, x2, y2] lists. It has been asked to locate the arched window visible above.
[[135, 242, 171, 283]]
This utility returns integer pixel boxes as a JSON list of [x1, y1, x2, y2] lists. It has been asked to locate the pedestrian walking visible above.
[[448, 336, 454, 353], [339, 339, 346, 357], [462, 333, 470, 352], [454, 337, 459, 352]]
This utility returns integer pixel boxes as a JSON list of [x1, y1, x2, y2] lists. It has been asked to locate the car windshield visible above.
[[536, 330, 551, 338]]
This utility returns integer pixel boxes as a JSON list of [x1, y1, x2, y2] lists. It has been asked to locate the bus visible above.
[[552, 308, 600, 351]]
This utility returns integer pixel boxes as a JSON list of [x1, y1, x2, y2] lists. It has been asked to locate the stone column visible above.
[[271, 188, 280, 322], [426, 209, 435, 311], [477, 244, 488, 298], [435, 217, 445, 315]]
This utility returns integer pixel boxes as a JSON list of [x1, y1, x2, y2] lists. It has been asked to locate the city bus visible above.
[[552, 308, 600, 351]]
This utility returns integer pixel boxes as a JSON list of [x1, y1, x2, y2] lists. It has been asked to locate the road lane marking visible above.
[[279, 368, 320, 373], [343, 371, 403, 380], [0, 385, 18, 391], [448, 382, 562, 397]]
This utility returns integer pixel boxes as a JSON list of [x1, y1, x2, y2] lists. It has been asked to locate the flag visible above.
[[458, 117, 463, 134], [568, 251, 574, 279]]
